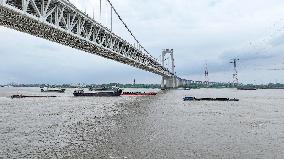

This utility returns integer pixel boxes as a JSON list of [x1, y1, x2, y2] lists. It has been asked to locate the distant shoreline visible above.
[[1, 83, 284, 90]]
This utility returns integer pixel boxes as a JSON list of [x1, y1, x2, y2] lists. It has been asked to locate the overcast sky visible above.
[[1, 0, 284, 84]]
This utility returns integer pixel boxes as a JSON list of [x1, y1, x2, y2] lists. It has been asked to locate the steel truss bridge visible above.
[[0, 0, 190, 88]]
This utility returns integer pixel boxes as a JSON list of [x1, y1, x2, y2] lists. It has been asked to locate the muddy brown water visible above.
[[0, 87, 284, 158]]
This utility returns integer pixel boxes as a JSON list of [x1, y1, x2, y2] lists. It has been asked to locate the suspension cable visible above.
[[105, 0, 156, 60]]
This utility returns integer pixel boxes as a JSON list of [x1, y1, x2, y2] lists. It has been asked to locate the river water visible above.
[[0, 87, 284, 158]]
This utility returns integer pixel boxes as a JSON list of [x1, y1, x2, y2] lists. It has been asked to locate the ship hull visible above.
[[73, 92, 121, 97], [41, 89, 66, 93], [237, 88, 257, 90], [73, 87, 122, 97], [121, 92, 157, 96]]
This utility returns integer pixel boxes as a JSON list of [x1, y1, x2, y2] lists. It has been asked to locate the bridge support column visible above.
[[161, 76, 165, 89], [166, 77, 174, 88], [161, 76, 178, 89]]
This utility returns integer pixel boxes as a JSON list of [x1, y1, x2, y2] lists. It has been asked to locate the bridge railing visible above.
[[0, 0, 173, 77]]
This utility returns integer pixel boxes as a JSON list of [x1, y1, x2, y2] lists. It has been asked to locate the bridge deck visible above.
[[0, 0, 173, 77]]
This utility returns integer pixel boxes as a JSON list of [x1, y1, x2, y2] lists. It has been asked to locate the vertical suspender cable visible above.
[[99, 0, 102, 21], [105, 0, 108, 27], [111, 6, 113, 32], [105, 0, 155, 60], [92, 9, 94, 19]]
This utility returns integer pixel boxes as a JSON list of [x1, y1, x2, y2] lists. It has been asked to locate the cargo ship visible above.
[[73, 87, 122, 97], [41, 87, 66, 93], [122, 92, 157, 96], [89, 87, 109, 91]]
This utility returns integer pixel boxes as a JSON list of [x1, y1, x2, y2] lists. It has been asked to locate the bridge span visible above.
[[0, 0, 191, 88]]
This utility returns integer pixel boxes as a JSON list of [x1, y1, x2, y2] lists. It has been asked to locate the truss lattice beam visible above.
[[0, 0, 174, 77]]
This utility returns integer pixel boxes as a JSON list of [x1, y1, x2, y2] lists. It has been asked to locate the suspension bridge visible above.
[[0, 0, 191, 88]]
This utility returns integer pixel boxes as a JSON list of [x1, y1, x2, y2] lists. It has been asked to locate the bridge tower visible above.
[[204, 63, 209, 85], [230, 58, 239, 86], [161, 49, 176, 89]]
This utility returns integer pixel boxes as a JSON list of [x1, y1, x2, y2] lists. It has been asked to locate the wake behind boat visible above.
[[73, 87, 122, 97]]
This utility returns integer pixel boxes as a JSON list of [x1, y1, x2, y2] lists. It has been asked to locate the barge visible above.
[[73, 87, 122, 97], [183, 97, 239, 101], [122, 92, 157, 96], [237, 87, 257, 90], [41, 87, 66, 93], [11, 95, 57, 99]]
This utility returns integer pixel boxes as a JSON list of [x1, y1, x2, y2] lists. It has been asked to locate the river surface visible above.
[[0, 87, 284, 158]]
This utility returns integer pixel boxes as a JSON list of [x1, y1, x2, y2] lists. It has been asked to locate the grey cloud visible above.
[[209, 0, 223, 7], [270, 34, 284, 46]]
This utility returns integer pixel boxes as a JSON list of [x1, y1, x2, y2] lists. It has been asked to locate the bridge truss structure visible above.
[[0, 0, 191, 88]]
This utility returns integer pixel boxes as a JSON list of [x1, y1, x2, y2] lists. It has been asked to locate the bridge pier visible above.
[[161, 76, 177, 89], [161, 76, 193, 89]]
